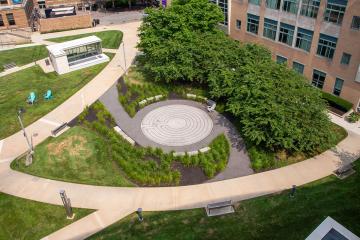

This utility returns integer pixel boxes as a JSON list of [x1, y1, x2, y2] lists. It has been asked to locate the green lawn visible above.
[[0, 53, 114, 139], [0, 192, 92, 240], [47, 30, 123, 49], [12, 102, 230, 186], [88, 160, 360, 240], [0, 45, 48, 72], [11, 126, 133, 187]]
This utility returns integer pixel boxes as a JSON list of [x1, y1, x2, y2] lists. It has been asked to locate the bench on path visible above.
[[205, 200, 235, 217], [114, 126, 135, 146], [334, 163, 356, 179], [51, 122, 68, 137]]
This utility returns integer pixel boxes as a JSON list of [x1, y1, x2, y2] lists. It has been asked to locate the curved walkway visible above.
[[0, 21, 360, 240], [100, 85, 253, 180]]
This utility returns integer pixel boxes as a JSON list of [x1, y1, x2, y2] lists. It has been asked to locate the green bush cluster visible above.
[[347, 112, 360, 123], [175, 134, 230, 177], [322, 92, 353, 112], [80, 103, 230, 185], [118, 80, 168, 117]]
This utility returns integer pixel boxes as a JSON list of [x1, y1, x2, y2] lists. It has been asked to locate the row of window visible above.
[[249, 0, 353, 26], [210, 0, 229, 25], [276, 56, 345, 96], [242, 14, 353, 62], [0, 13, 16, 27]]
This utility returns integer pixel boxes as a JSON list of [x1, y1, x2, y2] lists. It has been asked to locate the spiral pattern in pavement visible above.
[[141, 105, 213, 146]]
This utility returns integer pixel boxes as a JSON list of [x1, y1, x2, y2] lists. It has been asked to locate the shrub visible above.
[[322, 92, 353, 112], [347, 112, 360, 123]]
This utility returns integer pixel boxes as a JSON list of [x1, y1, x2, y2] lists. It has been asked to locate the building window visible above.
[[312, 69, 326, 89], [333, 78, 344, 96], [276, 55, 287, 64], [210, 0, 229, 26], [283, 0, 298, 14], [293, 61, 304, 74], [249, 0, 261, 5], [236, 19, 241, 29], [266, 0, 281, 10], [38, 0, 46, 9], [340, 53, 351, 65], [0, 14, 4, 27], [316, 34, 337, 59], [0, 0, 7, 4], [351, 16, 360, 30], [65, 42, 102, 65], [263, 18, 278, 40], [295, 27, 313, 52], [247, 13, 259, 34], [300, 0, 320, 18], [6, 13, 15, 26], [324, 0, 347, 25], [278, 22, 295, 46]]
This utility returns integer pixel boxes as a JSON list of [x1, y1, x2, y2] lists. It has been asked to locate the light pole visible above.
[[122, 41, 127, 75], [17, 108, 34, 166]]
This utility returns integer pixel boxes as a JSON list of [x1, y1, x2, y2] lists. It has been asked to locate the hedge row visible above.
[[322, 92, 353, 112]]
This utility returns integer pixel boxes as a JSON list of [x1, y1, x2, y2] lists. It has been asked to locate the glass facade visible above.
[[295, 28, 313, 52], [247, 14, 260, 34], [312, 69, 326, 89], [65, 42, 102, 65], [283, 0, 299, 14], [293, 61, 304, 74], [278, 22, 295, 46], [324, 0, 347, 25], [300, 0, 320, 18], [263, 18, 278, 40], [317, 34, 337, 59], [210, 0, 228, 26], [266, 0, 281, 9], [333, 78, 344, 96]]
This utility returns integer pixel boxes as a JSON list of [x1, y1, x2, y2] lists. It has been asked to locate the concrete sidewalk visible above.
[[1, 20, 360, 240]]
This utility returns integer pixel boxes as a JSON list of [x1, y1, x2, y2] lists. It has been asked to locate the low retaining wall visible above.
[[39, 14, 92, 33]]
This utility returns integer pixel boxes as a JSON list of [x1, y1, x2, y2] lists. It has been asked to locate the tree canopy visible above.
[[137, 0, 335, 154]]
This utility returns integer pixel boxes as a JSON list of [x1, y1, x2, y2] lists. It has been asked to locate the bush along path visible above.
[[13, 102, 231, 186], [100, 80, 254, 181]]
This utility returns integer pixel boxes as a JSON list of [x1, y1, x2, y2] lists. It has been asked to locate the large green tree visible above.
[[137, 0, 224, 83], [137, 0, 335, 154]]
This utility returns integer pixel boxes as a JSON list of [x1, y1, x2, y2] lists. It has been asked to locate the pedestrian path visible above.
[[0, 21, 360, 240], [100, 86, 253, 179]]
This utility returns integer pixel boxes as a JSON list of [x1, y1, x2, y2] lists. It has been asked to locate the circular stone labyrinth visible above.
[[141, 105, 213, 146]]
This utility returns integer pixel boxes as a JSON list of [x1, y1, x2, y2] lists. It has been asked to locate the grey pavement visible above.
[[100, 83, 253, 180]]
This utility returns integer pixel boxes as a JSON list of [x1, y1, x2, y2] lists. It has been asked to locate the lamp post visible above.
[[60, 190, 74, 219], [17, 108, 34, 166], [122, 41, 127, 75]]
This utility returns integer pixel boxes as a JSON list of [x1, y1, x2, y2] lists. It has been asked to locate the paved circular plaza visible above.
[[141, 105, 213, 146]]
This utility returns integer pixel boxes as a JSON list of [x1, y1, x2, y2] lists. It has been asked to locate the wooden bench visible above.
[[334, 163, 355, 179], [51, 122, 68, 137], [114, 126, 135, 146], [205, 200, 235, 217]]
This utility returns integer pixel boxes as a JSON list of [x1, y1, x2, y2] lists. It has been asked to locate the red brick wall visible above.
[[39, 13, 92, 33]]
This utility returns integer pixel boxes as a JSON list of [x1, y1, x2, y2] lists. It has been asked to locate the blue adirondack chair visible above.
[[44, 89, 53, 100], [27, 92, 36, 104]]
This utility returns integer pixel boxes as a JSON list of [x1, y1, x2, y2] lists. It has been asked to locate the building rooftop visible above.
[[46, 36, 102, 57]]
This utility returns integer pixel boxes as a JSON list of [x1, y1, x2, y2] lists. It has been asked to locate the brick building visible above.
[[0, 0, 34, 29], [211, 0, 360, 111]]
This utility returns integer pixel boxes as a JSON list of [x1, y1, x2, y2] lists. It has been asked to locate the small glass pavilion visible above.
[[47, 36, 109, 74]]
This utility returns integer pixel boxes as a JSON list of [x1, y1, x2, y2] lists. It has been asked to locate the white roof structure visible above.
[[46, 36, 101, 57]]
